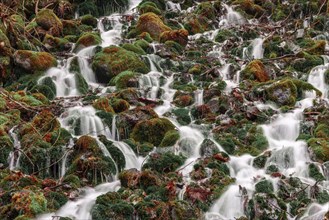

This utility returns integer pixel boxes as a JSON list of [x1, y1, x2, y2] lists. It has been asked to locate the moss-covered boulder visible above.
[[11, 190, 48, 217], [232, 0, 265, 18], [80, 14, 98, 27], [92, 46, 149, 83], [138, 1, 162, 15], [308, 138, 329, 163], [93, 97, 115, 113], [136, 12, 171, 40], [14, 50, 57, 74], [143, 152, 186, 173], [159, 29, 189, 47], [265, 79, 297, 106], [131, 118, 176, 146], [241, 60, 269, 82], [35, 9, 63, 36], [74, 33, 101, 52], [110, 71, 139, 89]]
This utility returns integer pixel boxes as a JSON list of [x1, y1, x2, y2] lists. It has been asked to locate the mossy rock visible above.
[[14, 50, 57, 74], [159, 130, 180, 147], [308, 163, 325, 181], [159, 29, 189, 47], [92, 46, 149, 83], [62, 20, 81, 36], [315, 124, 329, 140], [0, 29, 12, 56], [215, 29, 236, 43], [184, 15, 210, 35], [195, 2, 217, 20], [233, 0, 265, 18], [0, 135, 13, 166], [80, 14, 98, 27], [110, 98, 130, 113], [35, 9, 63, 35], [131, 118, 176, 146], [93, 97, 115, 113], [11, 190, 47, 216], [292, 52, 323, 73], [110, 71, 139, 89], [308, 138, 329, 163], [43, 34, 70, 52], [138, 32, 153, 43], [139, 0, 166, 10], [121, 43, 146, 55], [265, 79, 297, 106], [74, 33, 101, 52], [143, 152, 186, 173], [241, 60, 269, 82], [138, 1, 162, 15], [172, 108, 191, 125], [136, 12, 171, 40], [255, 179, 273, 194]]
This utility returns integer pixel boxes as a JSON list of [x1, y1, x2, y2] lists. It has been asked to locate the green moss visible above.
[[92, 46, 149, 83], [122, 43, 146, 55], [99, 136, 126, 172], [14, 50, 57, 74], [93, 97, 115, 113], [74, 33, 101, 52], [138, 2, 162, 15], [241, 60, 269, 82], [309, 163, 325, 181], [12, 190, 48, 216], [292, 52, 323, 73], [75, 72, 89, 94], [325, 69, 329, 84], [172, 108, 191, 125], [136, 12, 171, 40], [143, 152, 186, 173], [159, 130, 180, 147], [110, 98, 130, 113], [315, 124, 329, 140], [0, 136, 13, 166], [255, 180, 273, 194], [45, 191, 68, 211], [265, 79, 297, 106], [308, 138, 329, 162], [215, 29, 235, 43], [35, 9, 62, 36], [80, 14, 98, 27], [131, 118, 176, 146]]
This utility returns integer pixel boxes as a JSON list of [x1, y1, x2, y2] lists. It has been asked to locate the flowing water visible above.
[[36, 1, 329, 219], [8, 126, 22, 170]]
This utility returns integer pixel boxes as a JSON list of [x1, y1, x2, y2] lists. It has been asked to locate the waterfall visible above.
[[224, 4, 246, 26], [8, 126, 22, 170], [61, 106, 112, 138], [251, 38, 264, 59]]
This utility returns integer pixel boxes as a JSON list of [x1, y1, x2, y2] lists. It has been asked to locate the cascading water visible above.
[[8, 126, 22, 170], [33, 0, 329, 219]]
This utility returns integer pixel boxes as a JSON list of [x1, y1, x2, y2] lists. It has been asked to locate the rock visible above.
[[74, 33, 101, 52], [14, 50, 57, 74], [131, 118, 176, 146], [241, 60, 269, 82], [80, 14, 98, 27], [142, 152, 186, 173], [308, 138, 329, 163], [138, 1, 162, 15], [93, 97, 115, 113], [110, 71, 139, 89], [159, 130, 180, 147], [172, 108, 191, 126], [110, 98, 130, 113], [159, 29, 189, 47], [255, 179, 273, 194], [265, 79, 297, 107], [35, 9, 63, 36], [116, 106, 158, 139], [199, 139, 220, 157], [92, 46, 149, 83], [136, 12, 171, 40]]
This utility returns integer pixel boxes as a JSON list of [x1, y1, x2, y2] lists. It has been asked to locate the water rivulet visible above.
[[1, 0, 329, 220]]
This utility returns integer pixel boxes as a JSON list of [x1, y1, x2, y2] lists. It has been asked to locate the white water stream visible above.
[[36, 1, 329, 219]]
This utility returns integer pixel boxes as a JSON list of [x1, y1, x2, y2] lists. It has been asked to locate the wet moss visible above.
[[160, 29, 189, 47], [143, 152, 186, 173], [131, 118, 175, 146], [138, 2, 162, 15], [136, 12, 171, 40], [172, 108, 191, 125], [265, 79, 298, 106], [159, 130, 180, 147], [308, 138, 329, 162], [92, 46, 149, 83], [74, 33, 101, 52], [241, 60, 269, 82], [308, 163, 325, 181], [93, 97, 115, 113]]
